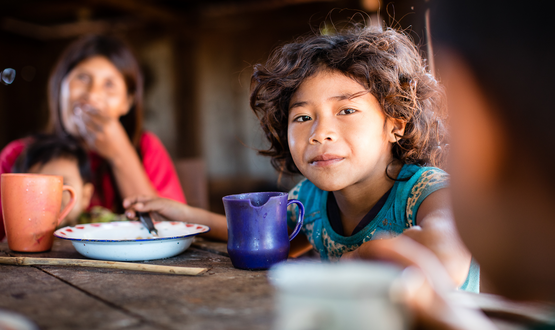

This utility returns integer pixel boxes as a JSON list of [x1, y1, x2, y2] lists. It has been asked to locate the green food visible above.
[[77, 206, 127, 224]]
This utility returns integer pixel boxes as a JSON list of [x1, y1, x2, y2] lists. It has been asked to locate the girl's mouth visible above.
[[309, 154, 345, 167]]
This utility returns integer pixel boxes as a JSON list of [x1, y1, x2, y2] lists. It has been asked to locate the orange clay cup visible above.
[[1, 173, 76, 252]]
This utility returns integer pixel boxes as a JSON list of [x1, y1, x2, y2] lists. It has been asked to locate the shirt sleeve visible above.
[[405, 168, 450, 226], [0, 139, 27, 241], [140, 132, 186, 204]]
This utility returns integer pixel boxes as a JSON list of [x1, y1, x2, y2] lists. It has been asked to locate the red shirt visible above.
[[0, 132, 186, 240]]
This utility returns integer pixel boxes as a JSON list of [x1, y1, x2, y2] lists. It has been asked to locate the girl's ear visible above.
[[387, 118, 407, 143]]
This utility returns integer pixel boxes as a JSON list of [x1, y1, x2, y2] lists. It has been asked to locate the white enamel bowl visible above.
[[54, 221, 210, 261]]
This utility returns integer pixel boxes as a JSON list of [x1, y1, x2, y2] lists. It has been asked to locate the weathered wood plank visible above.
[[0, 239, 84, 259], [191, 237, 229, 256], [0, 254, 157, 330], [0, 239, 275, 330], [0, 256, 208, 276], [39, 247, 274, 329]]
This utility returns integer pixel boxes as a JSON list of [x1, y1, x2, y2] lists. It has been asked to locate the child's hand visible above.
[[341, 235, 496, 330], [124, 196, 229, 241], [341, 235, 455, 289], [123, 196, 189, 223], [76, 106, 131, 161]]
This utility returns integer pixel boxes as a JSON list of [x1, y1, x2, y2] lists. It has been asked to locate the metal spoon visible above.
[[137, 212, 159, 237]]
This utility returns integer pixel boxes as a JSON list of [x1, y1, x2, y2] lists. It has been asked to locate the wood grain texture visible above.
[[0, 256, 208, 275], [0, 253, 152, 330], [0, 238, 274, 330]]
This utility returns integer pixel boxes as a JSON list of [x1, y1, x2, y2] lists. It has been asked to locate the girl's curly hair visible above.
[[250, 25, 447, 175]]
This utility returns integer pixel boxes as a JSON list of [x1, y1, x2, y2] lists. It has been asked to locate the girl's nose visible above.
[[83, 80, 103, 105], [309, 118, 337, 144]]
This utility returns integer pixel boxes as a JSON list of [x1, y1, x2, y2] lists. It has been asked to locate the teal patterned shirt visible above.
[[287, 163, 480, 293]]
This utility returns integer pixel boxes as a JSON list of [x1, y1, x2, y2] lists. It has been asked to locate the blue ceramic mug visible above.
[[222, 192, 304, 270]]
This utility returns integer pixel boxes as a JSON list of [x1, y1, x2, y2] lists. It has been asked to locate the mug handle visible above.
[[57, 185, 77, 226], [286, 199, 304, 242]]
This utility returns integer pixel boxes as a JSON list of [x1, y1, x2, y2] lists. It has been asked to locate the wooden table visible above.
[[0, 238, 274, 330], [1, 239, 553, 330]]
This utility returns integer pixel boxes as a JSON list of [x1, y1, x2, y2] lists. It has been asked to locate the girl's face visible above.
[[61, 56, 133, 136], [288, 70, 399, 192]]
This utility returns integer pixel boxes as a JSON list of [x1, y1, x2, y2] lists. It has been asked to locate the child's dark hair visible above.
[[250, 25, 446, 175], [13, 134, 92, 183]]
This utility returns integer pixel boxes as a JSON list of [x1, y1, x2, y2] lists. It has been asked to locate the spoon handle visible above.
[[137, 212, 159, 236]]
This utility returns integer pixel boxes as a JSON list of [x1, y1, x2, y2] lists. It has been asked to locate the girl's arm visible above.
[[85, 114, 158, 199], [404, 188, 472, 286], [343, 189, 472, 287], [123, 196, 228, 241], [354, 235, 496, 330]]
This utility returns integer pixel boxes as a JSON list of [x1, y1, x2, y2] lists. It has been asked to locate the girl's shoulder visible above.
[[397, 164, 449, 191], [399, 163, 448, 180], [396, 164, 450, 226], [139, 131, 163, 149], [138, 131, 172, 161], [0, 138, 27, 156], [0, 138, 32, 174]]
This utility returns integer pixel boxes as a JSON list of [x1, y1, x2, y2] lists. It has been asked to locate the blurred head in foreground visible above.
[[432, 0, 555, 301]]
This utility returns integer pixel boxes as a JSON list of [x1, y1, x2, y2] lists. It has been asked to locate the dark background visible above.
[[0, 0, 429, 213]]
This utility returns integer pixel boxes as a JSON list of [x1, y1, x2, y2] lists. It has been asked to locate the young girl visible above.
[[124, 25, 478, 292], [0, 35, 185, 240]]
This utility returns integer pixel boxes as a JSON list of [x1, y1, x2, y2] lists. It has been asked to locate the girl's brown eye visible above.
[[294, 115, 312, 122], [104, 80, 115, 89], [339, 108, 356, 115], [77, 73, 90, 83]]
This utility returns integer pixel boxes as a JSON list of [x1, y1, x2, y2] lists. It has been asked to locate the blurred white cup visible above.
[[269, 261, 410, 330]]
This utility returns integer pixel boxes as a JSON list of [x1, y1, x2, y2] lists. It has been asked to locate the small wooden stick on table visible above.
[[0, 256, 208, 276]]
